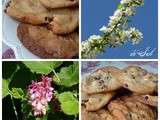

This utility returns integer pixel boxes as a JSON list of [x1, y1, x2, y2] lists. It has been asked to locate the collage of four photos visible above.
[[2, 0, 159, 120]]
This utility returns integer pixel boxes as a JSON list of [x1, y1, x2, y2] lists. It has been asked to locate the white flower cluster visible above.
[[81, 0, 144, 59], [127, 27, 143, 44], [121, 0, 132, 4], [82, 35, 103, 58]]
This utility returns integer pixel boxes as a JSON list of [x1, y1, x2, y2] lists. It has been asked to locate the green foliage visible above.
[[23, 61, 62, 74], [2, 61, 79, 120], [54, 62, 79, 87], [11, 88, 24, 99], [2, 79, 10, 98], [57, 92, 79, 115], [118, 4, 123, 9]]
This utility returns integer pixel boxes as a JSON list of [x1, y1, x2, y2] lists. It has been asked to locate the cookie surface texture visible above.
[[82, 66, 123, 94], [40, 0, 79, 8], [121, 66, 158, 94], [49, 7, 79, 34], [17, 24, 79, 58], [5, 0, 50, 24]]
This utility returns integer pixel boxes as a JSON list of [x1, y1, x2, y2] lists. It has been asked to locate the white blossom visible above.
[[128, 27, 143, 44], [125, 7, 136, 16], [89, 35, 102, 40], [100, 26, 112, 33], [121, 0, 132, 4], [125, 30, 132, 38], [114, 9, 123, 17], [81, 0, 144, 59]]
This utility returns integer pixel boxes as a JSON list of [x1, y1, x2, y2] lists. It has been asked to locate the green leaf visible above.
[[61, 101, 79, 116], [11, 88, 24, 99], [58, 92, 76, 102], [57, 92, 79, 115], [23, 61, 62, 74], [118, 4, 123, 9], [54, 62, 79, 87], [2, 79, 10, 98]]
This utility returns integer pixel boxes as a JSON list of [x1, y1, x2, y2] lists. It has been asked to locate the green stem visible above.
[[8, 66, 19, 120], [10, 94, 18, 120], [52, 69, 61, 84], [10, 66, 19, 80]]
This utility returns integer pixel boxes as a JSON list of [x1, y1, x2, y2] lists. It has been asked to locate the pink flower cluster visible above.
[[28, 76, 54, 116]]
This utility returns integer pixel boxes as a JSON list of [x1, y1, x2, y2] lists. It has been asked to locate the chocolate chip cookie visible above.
[[17, 23, 79, 58]]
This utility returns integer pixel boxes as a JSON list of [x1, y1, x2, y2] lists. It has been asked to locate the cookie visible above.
[[49, 7, 79, 34], [81, 107, 99, 120], [82, 66, 123, 94], [5, 0, 50, 25], [17, 23, 79, 58], [5, 0, 79, 34], [81, 89, 89, 106], [121, 97, 155, 120], [108, 98, 156, 120], [121, 66, 158, 94], [123, 66, 147, 77], [132, 95, 158, 107], [85, 92, 115, 111], [81, 106, 116, 120], [40, 0, 79, 9], [108, 99, 132, 120], [96, 109, 116, 120]]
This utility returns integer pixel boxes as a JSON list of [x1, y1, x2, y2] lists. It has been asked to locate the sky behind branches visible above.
[[81, 0, 158, 59]]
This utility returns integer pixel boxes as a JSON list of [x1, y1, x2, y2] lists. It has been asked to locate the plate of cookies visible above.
[[81, 62, 158, 120], [3, 0, 79, 59]]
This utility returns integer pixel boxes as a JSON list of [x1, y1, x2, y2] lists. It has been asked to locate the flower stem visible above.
[[52, 69, 61, 84], [8, 66, 19, 120], [10, 95, 18, 120]]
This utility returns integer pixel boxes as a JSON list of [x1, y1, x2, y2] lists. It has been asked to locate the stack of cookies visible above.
[[82, 66, 158, 120], [5, 0, 79, 58]]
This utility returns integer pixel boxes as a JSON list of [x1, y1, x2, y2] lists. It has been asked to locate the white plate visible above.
[[2, 0, 39, 59]]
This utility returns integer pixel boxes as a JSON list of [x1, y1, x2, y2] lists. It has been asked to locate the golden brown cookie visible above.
[[49, 7, 79, 34], [131, 95, 158, 107], [81, 106, 116, 120], [81, 89, 89, 105], [85, 92, 115, 111], [5, 0, 50, 25], [121, 96, 156, 120], [96, 109, 117, 120], [108, 97, 156, 120], [108, 99, 132, 120], [120, 66, 158, 94], [123, 66, 147, 77], [82, 66, 123, 94], [81, 106, 99, 120], [17, 23, 79, 58], [5, 0, 79, 34], [40, 0, 79, 9]]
